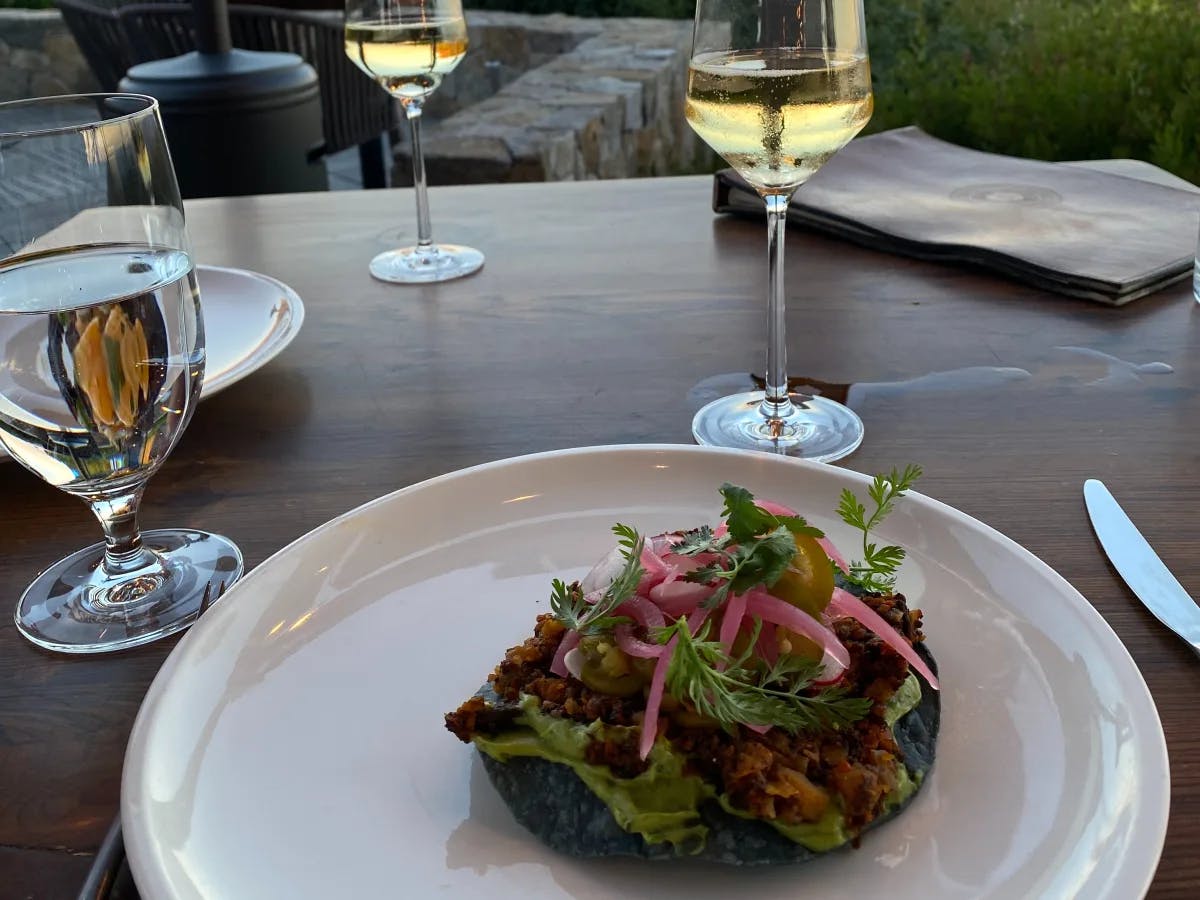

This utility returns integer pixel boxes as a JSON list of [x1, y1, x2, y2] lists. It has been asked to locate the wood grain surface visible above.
[[1, 176, 1198, 898]]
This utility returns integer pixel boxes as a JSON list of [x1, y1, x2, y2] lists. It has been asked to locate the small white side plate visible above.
[[0, 265, 304, 461]]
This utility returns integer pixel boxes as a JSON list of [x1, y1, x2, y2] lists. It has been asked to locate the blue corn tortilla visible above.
[[477, 644, 939, 865]]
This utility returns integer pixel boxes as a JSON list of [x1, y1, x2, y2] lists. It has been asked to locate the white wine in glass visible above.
[[345, 0, 483, 283], [687, 1, 872, 460]]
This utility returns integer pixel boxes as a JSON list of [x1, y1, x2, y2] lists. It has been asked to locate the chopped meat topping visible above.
[[444, 592, 926, 835]]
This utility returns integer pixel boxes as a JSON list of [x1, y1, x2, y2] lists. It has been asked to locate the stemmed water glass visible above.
[[686, 0, 873, 460], [0, 94, 243, 653], [345, 0, 484, 283]]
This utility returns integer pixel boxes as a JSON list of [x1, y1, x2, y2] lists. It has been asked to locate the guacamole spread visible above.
[[472, 678, 922, 854]]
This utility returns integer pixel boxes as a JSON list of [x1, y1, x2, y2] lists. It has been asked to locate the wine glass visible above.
[[0, 94, 243, 654], [345, 0, 484, 283], [687, 0, 872, 460]]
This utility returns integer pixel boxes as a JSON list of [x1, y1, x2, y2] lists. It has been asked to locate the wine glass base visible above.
[[692, 391, 864, 462], [369, 244, 484, 284], [14, 529, 244, 655]]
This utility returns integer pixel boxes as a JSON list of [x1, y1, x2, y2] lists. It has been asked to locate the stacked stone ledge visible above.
[[0, 8, 710, 184], [394, 12, 710, 185]]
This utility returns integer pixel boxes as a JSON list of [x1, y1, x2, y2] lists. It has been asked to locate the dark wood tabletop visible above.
[[2, 175, 1199, 899]]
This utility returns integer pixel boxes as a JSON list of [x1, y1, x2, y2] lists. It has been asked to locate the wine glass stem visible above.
[[762, 192, 796, 419], [89, 488, 158, 579], [402, 98, 434, 252]]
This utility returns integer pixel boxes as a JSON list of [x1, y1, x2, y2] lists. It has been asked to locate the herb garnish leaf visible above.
[[677, 483, 824, 610], [549, 524, 644, 634], [660, 617, 870, 733], [837, 464, 922, 592]]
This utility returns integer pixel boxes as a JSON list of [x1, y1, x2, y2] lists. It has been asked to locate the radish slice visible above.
[[580, 546, 625, 595], [563, 647, 584, 679], [639, 609, 709, 760], [615, 623, 664, 659], [550, 629, 581, 678], [744, 722, 771, 735], [650, 533, 683, 555], [828, 588, 940, 690], [661, 551, 721, 570], [744, 589, 850, 679]]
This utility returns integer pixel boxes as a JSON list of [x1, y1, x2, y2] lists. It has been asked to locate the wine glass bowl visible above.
[[686, 0, 872, 460], [345, 0, 484, 283], [0, 94, 242, 654]]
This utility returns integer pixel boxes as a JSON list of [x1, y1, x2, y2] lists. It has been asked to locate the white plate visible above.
[[0, 265, 303, 461], [121, 445, 1169, 900]]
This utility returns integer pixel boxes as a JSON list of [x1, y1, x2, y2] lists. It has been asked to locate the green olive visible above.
[[577, 636, 652, 697]]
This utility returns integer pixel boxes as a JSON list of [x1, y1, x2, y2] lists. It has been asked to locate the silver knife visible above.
[[1084, 478, 1200, 655]]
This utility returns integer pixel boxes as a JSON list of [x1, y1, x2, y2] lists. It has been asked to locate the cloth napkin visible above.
[[712, 127, 1200, 305]]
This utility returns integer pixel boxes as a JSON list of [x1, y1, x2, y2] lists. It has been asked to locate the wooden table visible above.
[[2, 176, 1198, 898]]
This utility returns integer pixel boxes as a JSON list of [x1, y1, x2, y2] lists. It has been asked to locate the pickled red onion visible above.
[[752, 498, 799, 518], [638, 545, 672, 592], [616, 595, 665, 630], [615, 624, 664, 659], [743, 589, 850, 681], [650, 579, 712, 616], [816, 537, 850, 574], [754, 622, 779, 667], [550, 629, 581, 678], [827, 588, 939, 690], [717, 591, 748, 670], [613, 596, 668, 659], [640, 608, 709, 760]]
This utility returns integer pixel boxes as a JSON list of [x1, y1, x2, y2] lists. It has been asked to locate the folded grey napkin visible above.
[[713, 127, 1200, 304]]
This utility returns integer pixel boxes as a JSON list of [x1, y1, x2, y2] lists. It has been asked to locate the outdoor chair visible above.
[[55, 0, 138, 93], [56, 1, 395, 188]]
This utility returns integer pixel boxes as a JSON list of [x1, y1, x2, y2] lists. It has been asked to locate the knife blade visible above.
[[1084, 478, 1200, 655]]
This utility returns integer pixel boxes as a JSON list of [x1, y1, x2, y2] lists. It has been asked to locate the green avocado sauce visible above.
[[472, 677, 922, 854]]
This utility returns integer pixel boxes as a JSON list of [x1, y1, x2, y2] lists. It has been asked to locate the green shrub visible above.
[[465, 0, 1200, 181], [864, 0, 1200, 182]]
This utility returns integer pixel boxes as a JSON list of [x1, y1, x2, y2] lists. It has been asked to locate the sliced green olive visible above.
[[577, 636, 652, 697]]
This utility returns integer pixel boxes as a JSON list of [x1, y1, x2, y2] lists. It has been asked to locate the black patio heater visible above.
[[120, 0, 328, 198]]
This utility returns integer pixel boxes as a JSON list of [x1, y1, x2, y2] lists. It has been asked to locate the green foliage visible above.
[[465, 0, 1200, 181], [0, 0, 55, 7], [864, 0, 1200, 183]]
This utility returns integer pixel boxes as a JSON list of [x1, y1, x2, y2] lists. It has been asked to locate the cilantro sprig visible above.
[[678, 483, 824, 609], [837, 464, 922, 592], [659, 617, 870, 733], [549, 523, 644, 634]]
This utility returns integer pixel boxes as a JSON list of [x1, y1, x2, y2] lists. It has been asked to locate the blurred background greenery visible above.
[[470, 0, 1200, 182]]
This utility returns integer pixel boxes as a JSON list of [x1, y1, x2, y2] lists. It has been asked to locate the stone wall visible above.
[[0, 8, 710, 183], [398, 11, 711, 184], [0, 10, 99, 102]]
